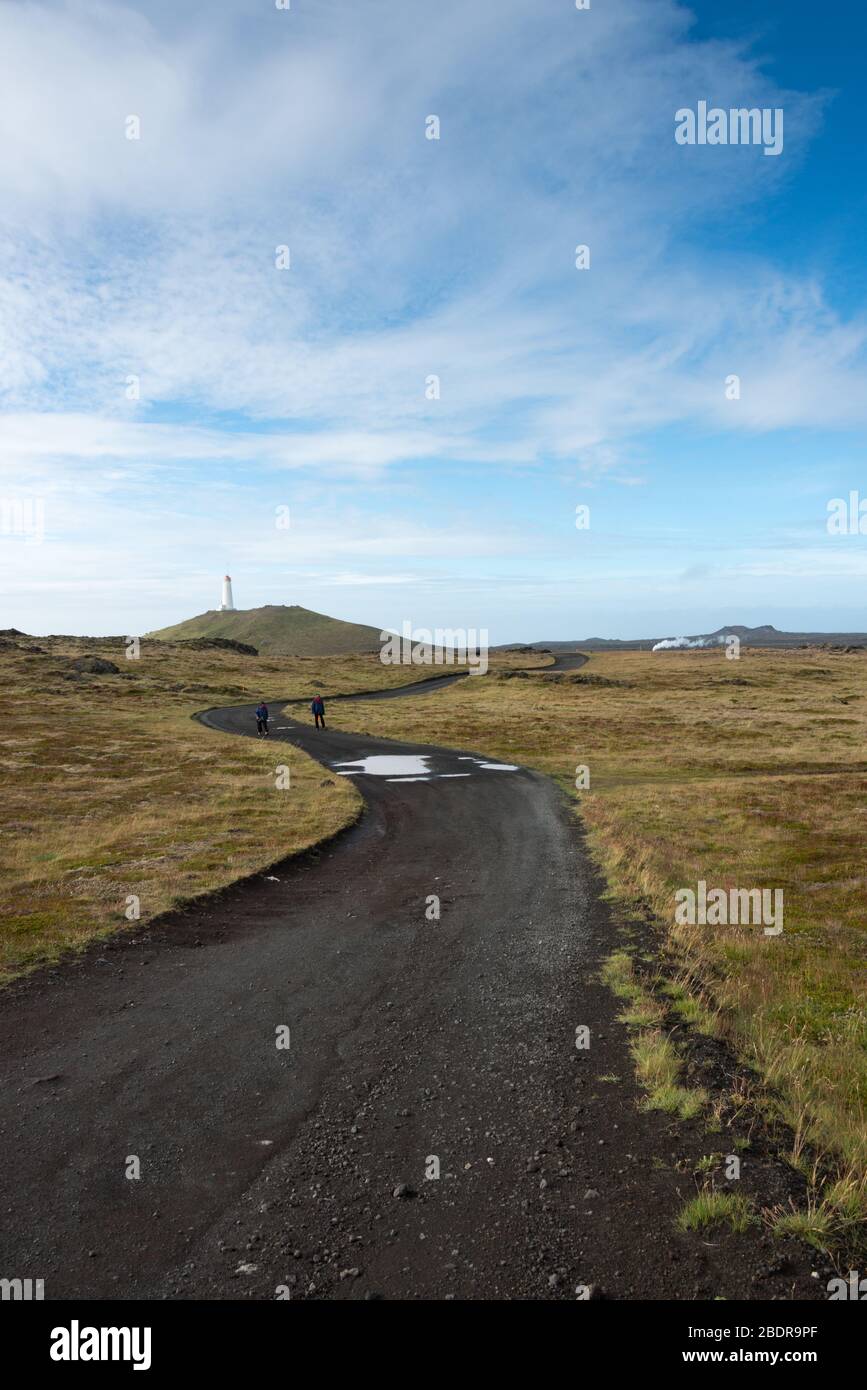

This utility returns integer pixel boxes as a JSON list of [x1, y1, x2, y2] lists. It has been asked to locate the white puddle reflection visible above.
[[458, 756, 518, 771], [336, 755, 431, 777], [334, 754, 519, 782]]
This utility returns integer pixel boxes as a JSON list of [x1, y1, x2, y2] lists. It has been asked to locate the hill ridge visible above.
[[498, 623, 867, 652], [146, 603, 384, 656]]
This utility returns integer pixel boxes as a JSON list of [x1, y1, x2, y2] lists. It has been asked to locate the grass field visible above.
[[2, 634, 864, 1237], [323, 645, 867, 1233], [0, 636, 539, 981]]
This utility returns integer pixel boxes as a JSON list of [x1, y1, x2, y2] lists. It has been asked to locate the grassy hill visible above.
[[147, 604, 384, 655]]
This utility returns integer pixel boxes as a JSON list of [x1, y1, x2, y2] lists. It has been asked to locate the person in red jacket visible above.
[[311, 694, 325, 729]]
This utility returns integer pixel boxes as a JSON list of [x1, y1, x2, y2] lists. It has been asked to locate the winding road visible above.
[[0, 651, 602, 1298], [0, 650, 821, 1301]]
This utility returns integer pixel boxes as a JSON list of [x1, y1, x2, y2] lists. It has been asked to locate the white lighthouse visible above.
[[219, 574, 235, 611]]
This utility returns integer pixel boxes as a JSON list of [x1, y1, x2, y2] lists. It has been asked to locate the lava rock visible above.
[[70, 656, 120, 675]]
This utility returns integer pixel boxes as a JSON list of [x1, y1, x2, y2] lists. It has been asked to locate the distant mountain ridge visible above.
[[146, 604, 384, 655], [499, 624, 867, 652]]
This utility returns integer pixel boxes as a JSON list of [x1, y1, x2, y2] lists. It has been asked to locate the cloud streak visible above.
[[0, 0, 863, 636]]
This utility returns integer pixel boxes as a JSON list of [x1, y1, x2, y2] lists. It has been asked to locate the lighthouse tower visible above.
[[219, 575, 235, 611]]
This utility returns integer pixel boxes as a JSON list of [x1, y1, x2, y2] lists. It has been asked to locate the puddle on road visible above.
[[334, 754, 518, 782], [458, 756, 519, 771], [336, 756, 431, 777]]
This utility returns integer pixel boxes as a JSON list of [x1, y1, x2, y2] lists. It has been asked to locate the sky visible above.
[[1, 0, 866, 643]]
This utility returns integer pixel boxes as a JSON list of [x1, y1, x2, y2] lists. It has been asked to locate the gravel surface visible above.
[[0, 657, 826, 1300]]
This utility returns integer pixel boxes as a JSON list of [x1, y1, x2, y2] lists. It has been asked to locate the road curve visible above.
[[304, 647, 589, 702], [0, 653, 614, 1301], [0, 651, 826, 1301]]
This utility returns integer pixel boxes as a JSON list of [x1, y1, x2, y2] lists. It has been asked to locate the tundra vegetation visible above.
[[325, 645, 867, 1241], [0, 637, 541, 980], [1, 637, 864, 1241]]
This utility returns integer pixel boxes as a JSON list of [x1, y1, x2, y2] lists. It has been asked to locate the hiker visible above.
[[255, 701, 269, 737], [311, 694, 326, 729]]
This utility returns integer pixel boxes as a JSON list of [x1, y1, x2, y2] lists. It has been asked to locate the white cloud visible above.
[[0, 0, 846, 452], [0, 0, 863, 635]]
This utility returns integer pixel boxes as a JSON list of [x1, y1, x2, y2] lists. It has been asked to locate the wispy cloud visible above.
[[0, 0, 863, 636]]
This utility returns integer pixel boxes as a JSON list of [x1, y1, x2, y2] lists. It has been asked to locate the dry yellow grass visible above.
[[0, 638, 539, 982], [0, 636, 373, 981], [3, 635, 864, 1223], [324, 645, 867, 1207]]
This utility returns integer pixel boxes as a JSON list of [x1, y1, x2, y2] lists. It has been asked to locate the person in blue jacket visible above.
[[255, 701, 269, 737], [311, 694, 325, 729]]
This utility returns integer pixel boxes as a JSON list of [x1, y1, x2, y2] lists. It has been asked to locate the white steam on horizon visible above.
[[651, 634, 731, 651]]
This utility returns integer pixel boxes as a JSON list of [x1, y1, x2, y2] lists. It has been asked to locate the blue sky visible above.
[[1, 0, 865, 642]]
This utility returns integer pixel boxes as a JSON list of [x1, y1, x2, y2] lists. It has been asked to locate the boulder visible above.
[[69, 656, 120, 675]]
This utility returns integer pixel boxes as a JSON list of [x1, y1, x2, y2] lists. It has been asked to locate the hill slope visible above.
[[146, 604, 384, 656]]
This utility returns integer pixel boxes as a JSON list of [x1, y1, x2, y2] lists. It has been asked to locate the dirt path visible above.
[[0, 654, 824, 1300]]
